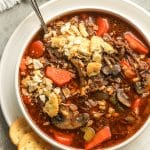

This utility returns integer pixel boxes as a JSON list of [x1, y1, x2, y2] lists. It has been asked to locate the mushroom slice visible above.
[[70, 59, 86, 86], [51, 105, 89, 129], [92, 90, 109, 100], [117, 89, 131, 107], [102, 64, 121, 76]]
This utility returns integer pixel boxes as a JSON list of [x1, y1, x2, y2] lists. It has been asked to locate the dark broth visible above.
[[19, 11, 150, 149]]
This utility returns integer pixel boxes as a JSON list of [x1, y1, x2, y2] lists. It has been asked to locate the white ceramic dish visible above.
[[0, 0, 150, 150]]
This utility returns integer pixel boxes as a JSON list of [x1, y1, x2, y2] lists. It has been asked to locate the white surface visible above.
[[0, 0, 150, 149]]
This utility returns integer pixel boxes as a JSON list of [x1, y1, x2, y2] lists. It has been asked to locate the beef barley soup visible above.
[[19, 12, 150, 149]]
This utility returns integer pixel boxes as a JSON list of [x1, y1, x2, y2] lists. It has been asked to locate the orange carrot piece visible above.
[[50, 129, 74, 146], [28, 40, 45, 58], [124, 32, 149, 54], [85, 126, 111, 150], [96, 17, 109, 36], [120, 59, 136, 79], [132, 98, 141, 114], [45, 66, 72, 86]]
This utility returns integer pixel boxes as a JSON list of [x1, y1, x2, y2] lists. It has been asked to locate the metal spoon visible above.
[[30, 0, 48, 33]]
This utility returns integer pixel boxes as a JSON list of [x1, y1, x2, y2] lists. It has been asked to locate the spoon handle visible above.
[[30, 0, 48, 33]]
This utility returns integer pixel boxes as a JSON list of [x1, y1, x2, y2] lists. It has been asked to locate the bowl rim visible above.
[[14, 0, 150, 150]]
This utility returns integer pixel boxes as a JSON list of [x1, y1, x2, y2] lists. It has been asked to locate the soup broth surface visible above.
[[19, 12, 150, 149]]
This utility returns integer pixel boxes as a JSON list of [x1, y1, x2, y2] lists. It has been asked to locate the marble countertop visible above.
[[0, 0, 149, 150]]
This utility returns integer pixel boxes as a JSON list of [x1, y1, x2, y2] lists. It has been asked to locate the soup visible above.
[[19, 12, 150, 149]]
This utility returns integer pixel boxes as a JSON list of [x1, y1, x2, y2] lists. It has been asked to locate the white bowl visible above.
[[15, 0, 150, 150]]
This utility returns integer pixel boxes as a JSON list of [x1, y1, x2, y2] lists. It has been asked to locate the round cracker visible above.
[[9, 117, 32, 145], [18, 132, 51, 150]]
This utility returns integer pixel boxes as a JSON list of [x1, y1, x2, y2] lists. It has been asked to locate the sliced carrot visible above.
[[28, 40, 45, 58], [45, 66, 72, 86], [52, 131, 74, 146], [132, 98, 141, 114], [124, 32, 149, 54], [20, 58, 27, 76], [96, 17, 109, 36], [120, 59, 136, 79], [85, 126, 111, 150]]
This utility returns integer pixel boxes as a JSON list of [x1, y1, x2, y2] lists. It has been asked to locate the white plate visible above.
[[0, 0, 150, 149]]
